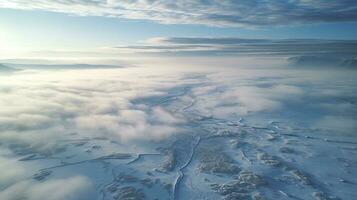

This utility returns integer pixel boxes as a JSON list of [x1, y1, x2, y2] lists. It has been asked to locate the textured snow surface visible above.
[[0, 67, 356, 200]]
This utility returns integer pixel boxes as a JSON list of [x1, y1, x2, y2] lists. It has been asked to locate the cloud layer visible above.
[[0, 64, 356, 199], [0, 68, 187, 154], [0, 176, 93, 200], [117, 37, 357, 56], [1, 0, 357, 26]]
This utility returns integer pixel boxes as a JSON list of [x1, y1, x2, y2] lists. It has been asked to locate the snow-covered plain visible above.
[[0, 64, 356, 200]]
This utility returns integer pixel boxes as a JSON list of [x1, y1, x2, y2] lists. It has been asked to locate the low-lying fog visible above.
[[0, 57, 356, 200]]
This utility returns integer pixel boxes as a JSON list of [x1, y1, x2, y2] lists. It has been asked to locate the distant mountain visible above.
[[288, 56, 357, 69], [0, 64, 19, 72], [3, 63, 123, 70]]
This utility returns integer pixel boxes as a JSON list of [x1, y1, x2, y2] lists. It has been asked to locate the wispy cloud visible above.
[[0, 176, 94, 200], [116, 37, 357, 56], [1, 0, 357, 26]]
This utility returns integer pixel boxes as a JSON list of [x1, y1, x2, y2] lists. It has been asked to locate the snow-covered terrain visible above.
[[0, 65, 356, 200]]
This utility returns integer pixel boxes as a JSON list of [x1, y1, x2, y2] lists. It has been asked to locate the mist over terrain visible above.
[[0, 58, 356, 199]]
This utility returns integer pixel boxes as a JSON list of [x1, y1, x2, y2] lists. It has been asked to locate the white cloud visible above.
[[192, 86, 217, 96], [0, 114, 53, 130], [315, 116, 357, 133], [0, 0, 356, 27], [0, 68, 186, 153], [75, 107, 183, 142], [115, 37, 357, 57], [0, 62, 356, 200], [0, 176, 94, 200], [0, 151, 27, 187], [196, 84, 304, 117], [151, 107, 184, 124]]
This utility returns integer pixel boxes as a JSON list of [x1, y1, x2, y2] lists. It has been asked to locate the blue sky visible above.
[[1, 0, 357, 58]]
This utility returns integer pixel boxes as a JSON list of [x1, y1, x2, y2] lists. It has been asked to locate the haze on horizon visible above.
[[0, 1, 357, 200]]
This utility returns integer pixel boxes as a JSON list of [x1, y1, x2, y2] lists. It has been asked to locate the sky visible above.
[[1, 0, 357, 59]]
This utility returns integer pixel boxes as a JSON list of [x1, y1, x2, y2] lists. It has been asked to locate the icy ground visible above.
[[0, 67, 356, 200]]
